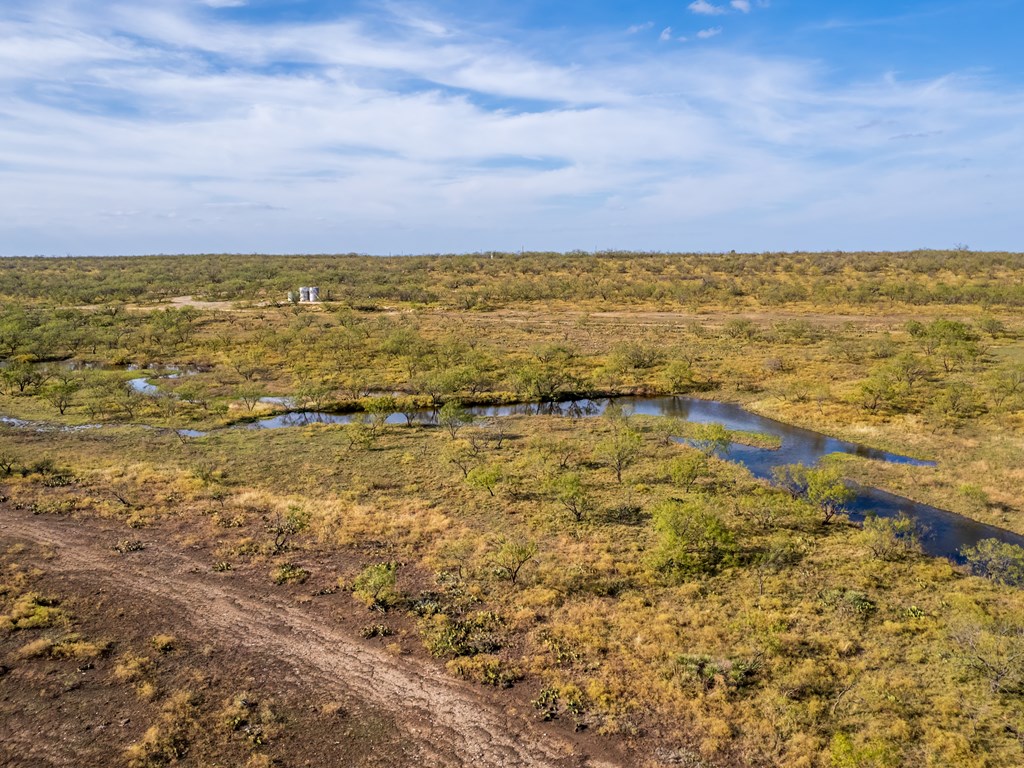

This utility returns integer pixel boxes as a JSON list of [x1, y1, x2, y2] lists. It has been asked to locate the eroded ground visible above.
[[0, 505, 624, 768]]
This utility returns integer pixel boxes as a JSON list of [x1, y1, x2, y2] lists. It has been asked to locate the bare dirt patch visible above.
[[0, 507, 624, 768]]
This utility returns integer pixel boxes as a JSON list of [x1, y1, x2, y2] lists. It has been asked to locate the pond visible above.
[[5, 393, 1022, 561], [242, 396, 1024, 561]]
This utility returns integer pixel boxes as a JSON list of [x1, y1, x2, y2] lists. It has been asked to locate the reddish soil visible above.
[[0, 506, 625, 768]]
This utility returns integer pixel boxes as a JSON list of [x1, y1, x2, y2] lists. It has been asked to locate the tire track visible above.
[[0, 510, 620, 768]]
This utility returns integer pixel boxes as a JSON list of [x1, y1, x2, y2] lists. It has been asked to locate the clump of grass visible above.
[[50, 635, 109, 661], [113, 652, 154, 683], [219, 692, 280, 748], [16, 637, 54, 659], [18, 634, 108, 661], [1, 592, 65, 632], [150, 634, 177, 653], [126, 690, 199, 768], [446, 654, 522, 688], [270, 562, 309, 585]]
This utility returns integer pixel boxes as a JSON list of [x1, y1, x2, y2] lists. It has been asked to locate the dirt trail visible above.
[[0, 509, 619, 768]]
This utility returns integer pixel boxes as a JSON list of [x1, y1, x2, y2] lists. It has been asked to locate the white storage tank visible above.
[[299, 286, 311, 302], [309, 286, 320, 302]]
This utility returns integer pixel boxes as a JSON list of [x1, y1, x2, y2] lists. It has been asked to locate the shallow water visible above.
[[5, 393, 1021, 561], [127, 377, 161, 395], [242, 396, 1024, 560]]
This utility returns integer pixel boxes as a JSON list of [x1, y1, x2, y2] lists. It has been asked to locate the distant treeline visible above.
[[2, 250, 1024, 307]]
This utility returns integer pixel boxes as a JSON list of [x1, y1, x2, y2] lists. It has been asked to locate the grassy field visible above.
[[2, 252, 1024, 767]]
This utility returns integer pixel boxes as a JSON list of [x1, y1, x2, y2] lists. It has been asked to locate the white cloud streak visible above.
[[626, 21, 654, 34], [689, 1, 727, 16], [0, 1, 1022, 254]]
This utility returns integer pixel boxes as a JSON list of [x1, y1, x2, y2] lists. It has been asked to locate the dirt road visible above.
[[0, 508, 621, 768]]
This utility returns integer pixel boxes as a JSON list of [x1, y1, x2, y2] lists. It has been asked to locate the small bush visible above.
[[673, 653, 760, 694], [2, 592, 64, 631], [420, 611, 503, 658], [271, 563, 309, 585], [861, 514, 921, 561], [532, 683, 587, 724], [961, 539, 1024, 587], [351, 563, 400, 610], [651, 499, 737, 578], [41, 473, 74, 488], [359, 624, 394, 639], [446, 654, 522, 688]]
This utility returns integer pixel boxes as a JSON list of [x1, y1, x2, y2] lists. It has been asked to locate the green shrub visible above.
[[961, 539, 1024, 587], [271, 562, 309, 585], [419, 611, 503, 657], [673, 653, 760, 694], [352, 563, 399, 609], [446, 654, 522, 688], [651, 498, 737, 578], [861, 514, 921, 561]]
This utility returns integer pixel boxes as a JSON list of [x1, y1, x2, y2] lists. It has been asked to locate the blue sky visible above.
[[1, 0, 1023, 255]]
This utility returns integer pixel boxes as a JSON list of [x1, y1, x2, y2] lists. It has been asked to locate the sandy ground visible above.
[[0, 506, 623, 768]]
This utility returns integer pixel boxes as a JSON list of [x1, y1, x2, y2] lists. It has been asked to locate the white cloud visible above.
[[201, 0, 248, 7], [689, 1, 727, 16], [0, 1, 1022, 254], [626, 21, 654, 34], [697, 27, 724, 39], [731, 0, 752, 13], [659, 27, 673, 42]]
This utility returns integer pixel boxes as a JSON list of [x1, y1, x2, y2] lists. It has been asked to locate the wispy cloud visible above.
[[688, 1, 727, 16], [659, 26, 673, 42], [697, 27, 724, 39], [731, 0, 751, 13], [626, 21, 654, 34], [0, 1, 1022, 254]]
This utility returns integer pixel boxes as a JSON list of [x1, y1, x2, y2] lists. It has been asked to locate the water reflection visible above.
[[240, 396, 1024, 560], [5, 391, 1020, 562]]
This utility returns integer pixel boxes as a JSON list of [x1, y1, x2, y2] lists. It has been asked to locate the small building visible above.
[[290, 286, 321, 303]]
